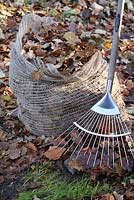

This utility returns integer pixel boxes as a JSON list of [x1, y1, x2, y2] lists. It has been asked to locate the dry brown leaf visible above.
[[32, 68, 44, 81], [69, 159, 83, 171], [126, 80, 134, 90], [34, 137, 44, 146], [8, 147, 21, 160], [27, 50, 35, 59], [35, 48, 46, 57], [26, 142, 38, 156], [0, 129, 6, 141], [63, 31, 81, 44], [0, 175, 4, 184], [113, 191, 124, 200], [99, 194, 115, 200], [125, 192, 134, 200], [114, 163, 123, 177], [44, 146, 66, 160], [53, 135, 66, 146], [70, 130, 83, 145]]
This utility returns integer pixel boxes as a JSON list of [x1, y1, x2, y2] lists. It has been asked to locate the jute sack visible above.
[[9, 14, 124, 136]]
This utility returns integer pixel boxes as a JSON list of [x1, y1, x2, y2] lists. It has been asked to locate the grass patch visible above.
[[18, 162, 112, 200], [17, 162, 134, 200]]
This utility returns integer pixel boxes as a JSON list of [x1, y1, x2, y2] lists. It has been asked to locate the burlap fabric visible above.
[[9, 14, 124, 136]]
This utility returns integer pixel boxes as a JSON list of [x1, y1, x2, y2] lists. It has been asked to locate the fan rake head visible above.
[[54, 109, 134, 169]]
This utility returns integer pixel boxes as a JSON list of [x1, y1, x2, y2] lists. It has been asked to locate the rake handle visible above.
[[108, 0, 125, 91]]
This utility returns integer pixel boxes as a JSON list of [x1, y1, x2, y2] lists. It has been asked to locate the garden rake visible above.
[[53, 0, 134, 169]]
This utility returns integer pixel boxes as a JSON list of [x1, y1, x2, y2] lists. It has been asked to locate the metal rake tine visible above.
[[87, 135, 98, 165], [70, 130, 86, 159], [116, 115, 129, 166], [70, 111, 99, 158], [100, 136, 106, 166], [63, 111, 97, 154], [114, 116, 123, 166], [76, 132, 90, 159], [93, 136, 101, 167], [100, 115, 108, 166], [84, 135, 93, 157], [79, 110, 97, 128], [118, 116, 134, 159], [107, 137, 110, 167], [56, 110, 94, 146], [107, 116, 110, 166], [56, 124, 76, 146], [93, 115, 108, 167], [111, 117, 115, 168], [76, 112, 102, 159], [128, 135, 134, 159], [86, 114, 106, 165], [63, 129, 84, 155], [84, 114, 102, 157]]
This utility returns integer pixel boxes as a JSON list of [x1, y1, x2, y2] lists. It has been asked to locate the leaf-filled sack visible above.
[[9, 14, 124, 136]]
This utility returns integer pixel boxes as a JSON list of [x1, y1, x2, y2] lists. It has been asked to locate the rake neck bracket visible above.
[[91, 79, 120, 115]]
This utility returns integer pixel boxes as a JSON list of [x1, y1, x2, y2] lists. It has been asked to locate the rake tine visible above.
[[93, 136, 101, 167], [76, 132, 90, 159], [111, 117, 115, 168], [87, 135, 97, 165], [107, 115, 110, 166], [128, 135, 134, 159], [114, 116, 123, 166], [100, 136, 106, 166], [91, 115, 106, 166], [56, 110, 94, 147], [116, 115, 129, 166], [64, 111, 97, 154], [84, 114, 102, 156]]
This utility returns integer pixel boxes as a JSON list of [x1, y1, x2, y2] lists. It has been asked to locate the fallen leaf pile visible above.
[[21, 19, 97, 77], [0, 0, 134, 199]]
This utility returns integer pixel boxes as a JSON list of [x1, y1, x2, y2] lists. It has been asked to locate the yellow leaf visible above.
[[104, 42, 112, 49], [2, 95, 11, 102]]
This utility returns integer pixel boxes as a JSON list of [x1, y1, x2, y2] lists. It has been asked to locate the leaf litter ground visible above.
[[0, 0, 134, 199]]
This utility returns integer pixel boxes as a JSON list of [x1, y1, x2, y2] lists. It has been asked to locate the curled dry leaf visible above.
[[26, 142, 38, 156], [32, 68, 45, 81], [69, 160, 83, 171], [63, 31, 81, 44], [44, 146, 66, 160], [0, 129, 6, 141]]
